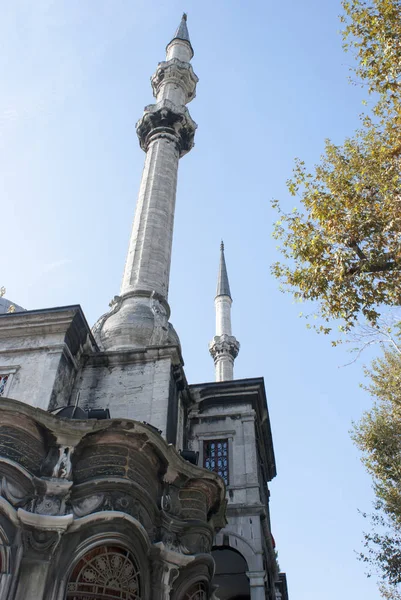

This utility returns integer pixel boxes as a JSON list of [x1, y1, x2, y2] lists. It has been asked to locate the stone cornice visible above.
[[0, 305, 98, 353], [0, 397, 225, 504], [84, 344, 185, 369]]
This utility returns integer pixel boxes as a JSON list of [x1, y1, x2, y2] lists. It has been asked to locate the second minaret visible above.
[[209, 242, 240, 381]]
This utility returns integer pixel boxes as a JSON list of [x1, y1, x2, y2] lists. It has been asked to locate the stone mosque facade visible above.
[[0, 15, 289, 600]]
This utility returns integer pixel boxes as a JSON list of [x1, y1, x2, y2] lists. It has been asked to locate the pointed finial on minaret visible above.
[[167, 13, 194, 59], [172, 13, 190, 43], [209, 242, 240, 381], [216, 239, 232, 300]]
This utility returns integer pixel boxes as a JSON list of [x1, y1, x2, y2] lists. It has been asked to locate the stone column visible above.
[[246, 571, 266, 600], [14, 510, 73, 600]]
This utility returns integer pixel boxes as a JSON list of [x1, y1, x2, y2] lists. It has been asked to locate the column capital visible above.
[[246, 570, 266, 587]]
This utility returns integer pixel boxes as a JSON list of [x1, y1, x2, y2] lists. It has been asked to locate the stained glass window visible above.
[[66, 545, 140, 600], [184, 582, 207, 600], [0, 375, 9, 397], [203, 439, 229, 484]]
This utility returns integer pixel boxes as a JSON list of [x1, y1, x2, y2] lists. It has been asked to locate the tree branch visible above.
[[345, 259, 401, 276]]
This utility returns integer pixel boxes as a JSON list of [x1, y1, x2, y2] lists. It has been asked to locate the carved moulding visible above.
[[0, 399, 227, 571], [18, 508, 74, 560], [169, 554, 215, 600], [159, 508, 214, 556], [71, 477, 159, 540]]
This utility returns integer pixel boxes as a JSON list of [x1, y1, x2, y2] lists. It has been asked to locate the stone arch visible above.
[[171, 556, 214, 600], [211, 547, 250, 600], [214, 531, 262, 572], [66, 544, 141, 599], [48, 513, 151, 600], [0, 504, 21, 600]]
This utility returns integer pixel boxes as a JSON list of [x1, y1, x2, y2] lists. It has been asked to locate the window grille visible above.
[[184, 582, 207, 600], [203, 439, 229, 484], [66, 545, 140, 600], [0, 375, 9, 397]]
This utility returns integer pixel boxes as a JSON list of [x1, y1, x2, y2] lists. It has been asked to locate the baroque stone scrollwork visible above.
[[0, 476, 32, 510], [161, 483, 181, 516], [72, 490, 156, 540], [0, 398, 226, 600], [52, 445, 73, 479], [23, 529, 60, 554]]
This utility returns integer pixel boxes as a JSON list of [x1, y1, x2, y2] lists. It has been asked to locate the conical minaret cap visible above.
[[216, 241, 232, 299], [168, 13, 194, 54]]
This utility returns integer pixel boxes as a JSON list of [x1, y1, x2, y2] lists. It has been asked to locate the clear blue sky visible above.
[[1, 1, 381, 598]]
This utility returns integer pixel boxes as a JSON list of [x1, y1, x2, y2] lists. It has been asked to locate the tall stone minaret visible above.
[[209, 242, 240, 381], [95, 14, 198, 350]]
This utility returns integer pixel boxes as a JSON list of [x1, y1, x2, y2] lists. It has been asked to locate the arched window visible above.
[[66, 545, 141, 600], [184, 582, 208, 600]]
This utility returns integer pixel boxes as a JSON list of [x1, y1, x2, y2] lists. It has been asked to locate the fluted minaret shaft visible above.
[[95, 15, 198, 351], [209, 243, 240, 381]]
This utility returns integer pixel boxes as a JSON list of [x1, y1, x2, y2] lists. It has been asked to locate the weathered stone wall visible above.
[[75, 353, 174, 435], [189, 402, 260, 505], [0, 308, 93, 411]]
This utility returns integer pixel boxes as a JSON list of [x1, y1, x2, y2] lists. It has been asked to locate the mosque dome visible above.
[[0, 297, 26, 314]]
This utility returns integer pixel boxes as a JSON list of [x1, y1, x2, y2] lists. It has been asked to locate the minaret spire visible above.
[[171, 13, 191, 45], [94, 16, 198, 350], [216, 241, 232, 299], [209, 242, 240, 381]]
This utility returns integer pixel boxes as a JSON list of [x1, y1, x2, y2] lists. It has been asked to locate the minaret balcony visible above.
[[151, 58, 199, 104], [209, 334, 240, 361], [136, 99, 197, 156]]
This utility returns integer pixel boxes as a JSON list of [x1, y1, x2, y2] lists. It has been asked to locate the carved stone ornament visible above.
[[161, 484, 181, 516], [209, 334, 240, 361], [52, 445, 73, 479], [23, 529, 60, 555], [72, 491, 155, 539], [136, 99, 197, 156], [0, 476, 32, 509], [35, 494, 62, 516], [151, 58, 198, 102], [150, 293, 169, 346]]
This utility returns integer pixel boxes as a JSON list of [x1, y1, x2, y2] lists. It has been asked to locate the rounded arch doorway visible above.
[[211, 547, 250, 600], [66, 545, 141, 600]]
